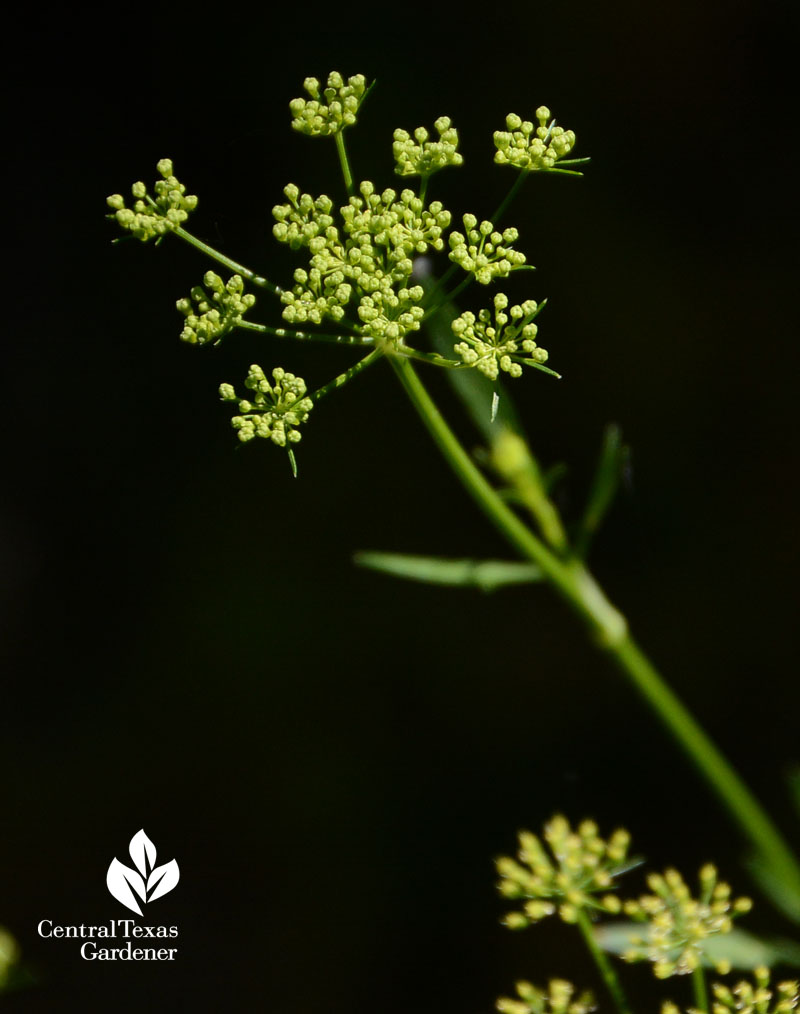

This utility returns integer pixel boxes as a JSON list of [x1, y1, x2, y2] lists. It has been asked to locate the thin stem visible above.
[[693, 965, 709, 1013], [311, 348, 383, 402], [238, 320, 372, 346], [335, 131, 354, 196], [419, 176, 429, 205], [391, 356, 800, 900], [610, 635, 800, 902], [575, 909, 632, 1014], [421, 171, 530, 311], [423, 273, 473, 322], [422, 262, 459, 308], [491, 169, 529, 226], [173, 225, 280, 294], [397, 346, 465, 369], [390, 358, 612, 633]]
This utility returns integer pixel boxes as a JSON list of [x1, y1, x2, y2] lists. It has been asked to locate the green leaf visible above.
[[594, 922, 800, 969], [519, 359, 562, 379], [353, 552, 543, 592], [747, 853, 800, 924], [574, 423, 628, 558]]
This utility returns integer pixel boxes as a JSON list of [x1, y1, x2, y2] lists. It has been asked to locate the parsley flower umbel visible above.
[[290, 72, 368, 136], [393, 116, 463, 178], [494, 107, 578, 172], [497, 979, 594, 1014], [176, 272, 255, 345], [106, 159, 197, 242], [623, 865, 752, 978], [448, 215, 528, 285], [220, 365, 313, 447], [662, 966, 799, 1014], [497, 816, 631, 926], [273, 181, 449, 342], [451, 294, 547, 380]]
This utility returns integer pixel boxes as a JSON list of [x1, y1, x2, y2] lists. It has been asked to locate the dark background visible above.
[[3, 5, 799, 1010]]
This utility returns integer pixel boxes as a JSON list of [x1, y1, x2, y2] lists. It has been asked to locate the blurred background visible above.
[[3, 5, 799, 1010]]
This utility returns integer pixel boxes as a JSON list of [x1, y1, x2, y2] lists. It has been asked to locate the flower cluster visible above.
[[273, 181, 449, 341], [176, 272, 256, 345], [290, 72, 368, 136], [496, 815, 631, 926], [494, 108, 577, 172], [107, 159, 197, 242], [662, 967, 799, 1014], [357, 285, 425, 342], [392, 116, 463, 178], [448, 215, 528, 284], [497, 979, 594, 1014], [623, 865, 753, 979], [219, 365, 313, 446], [451, 294, 547, 381]]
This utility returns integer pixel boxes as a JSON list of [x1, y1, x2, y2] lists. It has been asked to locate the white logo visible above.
[[106, 830, 180, 917]]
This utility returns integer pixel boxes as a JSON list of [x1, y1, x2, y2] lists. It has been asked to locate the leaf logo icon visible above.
[[106, 830, 180, 916]]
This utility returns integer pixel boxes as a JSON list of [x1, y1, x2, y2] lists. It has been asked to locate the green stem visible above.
[[490, 169, 529, 226], [312, 348, 383, 402], [390, 358, 617, 635], [391, 356, 800, 900], [397, 346, 465, 369], [335, 131, 354, 196], [610, 635, 800, 901], [423, 273, 473, 322], [575, 909, 632, 1014], [238, 320, 372, 346], [693, 965, 709, 1013], [173, 225, 280, 294]]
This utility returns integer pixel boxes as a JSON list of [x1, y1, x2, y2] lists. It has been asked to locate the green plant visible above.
[[106, 71, 800, 1011]]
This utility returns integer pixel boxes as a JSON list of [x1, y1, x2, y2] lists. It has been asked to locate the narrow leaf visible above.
[[595, 921, 800, 969], [519, 359, 562, 379], [789, 765, 800, 816], [574, 423, 627, 558], [354, 552, 543, 591], [748, 854, 800, 924]]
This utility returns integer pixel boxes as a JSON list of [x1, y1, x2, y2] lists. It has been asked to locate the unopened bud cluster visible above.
[[107, 159, 197, 242], [176, 272, 255, 345], [662, 967, 799, 1014], [219, 365, 313, 446], [290, 72, 368, 136], [273, 181, 448, 341], [452, 293, 547, 381], [448, 215, 527, 284], [393, 117, 463, 178], [623, 865, 752, 979], [497, 815, 631, 926], [494, 108, 577, 172], [497, 979, 594, 1014]]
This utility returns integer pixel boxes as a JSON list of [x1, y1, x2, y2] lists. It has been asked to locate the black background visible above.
[[3, 6, 799, 1011]]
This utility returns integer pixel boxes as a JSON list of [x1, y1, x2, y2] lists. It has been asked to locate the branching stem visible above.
[[312, 348, 383, 402], [391, 356, 800, 901], [238, 320, 372, 346], [173, 225, 280, 294]]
